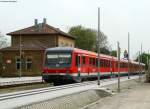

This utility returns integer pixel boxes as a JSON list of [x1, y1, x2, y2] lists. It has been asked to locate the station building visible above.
[[0, 19, 75, 77]]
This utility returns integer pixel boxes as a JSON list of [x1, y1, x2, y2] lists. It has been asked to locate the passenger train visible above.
[[42, 47, 145, 84]]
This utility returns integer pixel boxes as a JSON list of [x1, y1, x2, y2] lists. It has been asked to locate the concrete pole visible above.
[[97, 7, 101, 85], [138, 51, 141, 82], [110, 48, 113, 78], [19, 33, 22, 78], [128, 32, 130, 79], [117, 42, 120, 92], [141, 43, 142, 75], [147, 51, 149, 70], [148, 50, 149, 71]]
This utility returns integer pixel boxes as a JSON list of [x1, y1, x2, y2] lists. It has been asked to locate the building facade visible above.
[[0, 19, 75, 77]]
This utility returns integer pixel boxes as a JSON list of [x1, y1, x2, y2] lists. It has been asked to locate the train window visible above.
[[108, 60, 110, 67], [100, 59, 103, 67], [76, 55, 80, 67], [106, 60, 108, 67], [103, 59, 106, 67], [101, 59, 104, 67], [106, 60, 109, 67], [104, 60, 107, 67], [96, 58, 101, 67], [121, 63, 123, 68], [104, 60, 106, 67], [93, 58, 95, 65], [90, 58, 92, 65], [82, 56, 86, 65], [76, 55, 78, 66], [46, 53, 71, 65], [120, 63, 122, 68], [107, 60, 110, 67], [116, 62, 118, 68], [96, 58, 98, 66]]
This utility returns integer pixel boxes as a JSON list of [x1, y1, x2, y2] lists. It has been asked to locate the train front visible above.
[[42, 47, 74, 84]]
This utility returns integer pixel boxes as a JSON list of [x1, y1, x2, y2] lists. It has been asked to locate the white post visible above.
[[19, 33, 22, 78], [97, 7, 101, 85], [138, 51, 141, 82], [148, 50, 149, 71], [128, 33, 130, 79], [117, 42, 120, 92], [141, 43, 142, 75]]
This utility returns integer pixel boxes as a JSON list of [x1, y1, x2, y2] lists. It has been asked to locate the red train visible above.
[[42, 47, 145, 84]]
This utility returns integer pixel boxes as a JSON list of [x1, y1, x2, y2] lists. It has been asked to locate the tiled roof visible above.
[[7, 24, 75, 39], [0, 40, 48, 51]]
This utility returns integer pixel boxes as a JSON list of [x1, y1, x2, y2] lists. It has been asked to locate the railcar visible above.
[[42, 47, 145, 84]]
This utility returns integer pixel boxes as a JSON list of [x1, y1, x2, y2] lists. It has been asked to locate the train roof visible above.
[[46, 47, 116, 59], [46, 47, 74, 52], [46, 47, 145, 65]]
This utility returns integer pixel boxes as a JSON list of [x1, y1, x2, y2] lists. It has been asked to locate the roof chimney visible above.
[[34, 19, 38, 27], [43, 18, 46, 26]]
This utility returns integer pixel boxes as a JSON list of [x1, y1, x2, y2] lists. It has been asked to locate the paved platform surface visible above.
[[85, 83, 150, 109], [0, 77, 42, 86]]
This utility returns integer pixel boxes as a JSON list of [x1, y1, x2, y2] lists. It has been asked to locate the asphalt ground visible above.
[[82, 76, 150, 109]]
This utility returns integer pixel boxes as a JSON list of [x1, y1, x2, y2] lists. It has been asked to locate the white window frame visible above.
[[26, 57, 32, 70], [16, 56, 21, 70]]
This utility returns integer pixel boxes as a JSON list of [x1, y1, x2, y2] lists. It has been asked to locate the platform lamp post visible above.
[[117, 42, 121, 92], [138, 51, 141, 82], [19, 32, 22, 78], [140, 43, 143, 74], [109, 46, 113, 78], [97, 7, 101, 85], [147, 51, 149, 71], [128, 33, 130, 79], [140, 43, 143, 78], [148, 50, 149, 71]]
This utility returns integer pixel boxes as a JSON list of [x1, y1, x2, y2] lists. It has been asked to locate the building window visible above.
[[16, 57, 21, 70], [26, 58, 32, 70]]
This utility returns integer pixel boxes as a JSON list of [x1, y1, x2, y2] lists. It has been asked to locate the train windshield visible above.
[[45, 52, 72, 67]]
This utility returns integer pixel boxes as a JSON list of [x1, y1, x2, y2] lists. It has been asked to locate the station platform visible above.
[[0, 76, 42, 86], [83, 83, 150, 109]]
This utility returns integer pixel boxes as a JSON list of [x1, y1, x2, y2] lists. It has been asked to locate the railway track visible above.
[[0, 76, 137, 101], [0, 80, 98, 101], [0, 75, 139, 109]]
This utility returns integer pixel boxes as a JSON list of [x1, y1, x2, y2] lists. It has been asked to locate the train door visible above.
[[81, 55, 88, 76], [77, 54, 84, 82], [76, 54, 81, 78]]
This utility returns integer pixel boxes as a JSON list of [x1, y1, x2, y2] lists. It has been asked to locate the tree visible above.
[[135, 53, 150, 69], [68, 25, 109, 53], [0, 33, 9, 49], [111, 50, 117, 57], [100, 47, 110, 55], [68, 25, 96, 51]]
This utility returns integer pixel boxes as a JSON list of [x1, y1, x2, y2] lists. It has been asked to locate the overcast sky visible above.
[[0, 0, 150, 59]]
